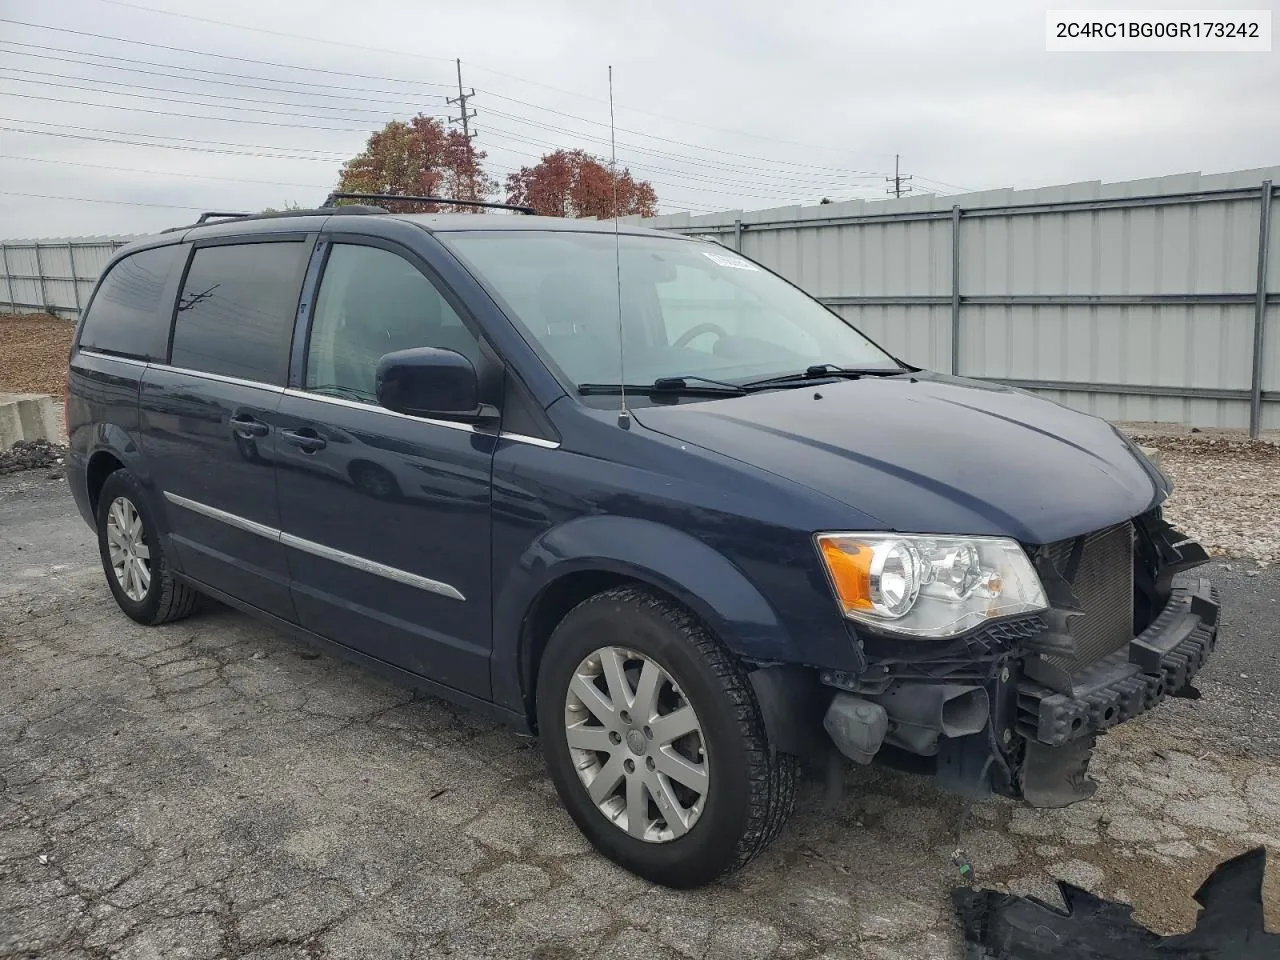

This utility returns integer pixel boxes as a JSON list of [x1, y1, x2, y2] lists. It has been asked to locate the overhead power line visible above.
[[478, 138, 874, 204], [914, 174, 976, 194], [0, 121, 350, 162], [85, 0, 891, 163], [478, 96, 886, 176], [1, 154, 332, 190], [7, 36, 890, 179], [0, 67, 442, 118], [0, 18, 455, 89], [0, 64, 879, 195], [481, 109, 884, 182], [0, 17, 890, 177], [0, 88, 418, 134], [0, 41, 448, 103], [0, 190, 208, 211], [94, 0, 457, 65], [0, 11, 975, 217], [0, 74, 445, 127], [3, 118, 348, 154]]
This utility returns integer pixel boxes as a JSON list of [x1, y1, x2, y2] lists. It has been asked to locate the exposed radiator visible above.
[[1042, 522, 1135, 672]]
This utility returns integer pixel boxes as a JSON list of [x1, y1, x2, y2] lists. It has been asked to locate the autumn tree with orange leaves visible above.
[[336, 114, 498, 213], [505, 149, 658, 219]]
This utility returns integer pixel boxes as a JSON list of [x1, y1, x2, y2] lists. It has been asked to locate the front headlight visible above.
[[815, 533, 1047, 639]]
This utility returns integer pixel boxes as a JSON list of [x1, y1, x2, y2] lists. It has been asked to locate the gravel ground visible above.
[[0, 439, 67, 477], [3, 473, 1280, 959], [0, 313, 74, 399], [1131, 434, 1280, 565]]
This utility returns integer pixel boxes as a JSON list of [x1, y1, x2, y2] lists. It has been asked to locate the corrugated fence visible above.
[[4, 167, 1278, 433], [0, 236, 135, 321], [629, 167, 1280, 436]]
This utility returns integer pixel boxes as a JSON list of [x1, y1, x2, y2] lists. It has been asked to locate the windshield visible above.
[[438, 230, 899, 389]]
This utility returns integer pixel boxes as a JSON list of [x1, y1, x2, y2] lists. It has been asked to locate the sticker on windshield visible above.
[[701, 251, 759, 271]]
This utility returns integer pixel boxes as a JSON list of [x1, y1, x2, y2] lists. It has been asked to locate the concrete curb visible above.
[[0, 393, 60, 450]]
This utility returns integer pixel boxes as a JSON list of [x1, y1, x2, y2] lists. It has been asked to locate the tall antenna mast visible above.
[[609, 64, 630, 430]]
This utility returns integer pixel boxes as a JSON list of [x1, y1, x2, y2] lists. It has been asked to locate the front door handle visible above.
[[281, 428, 327, 453], [230, 414, 269, 439]]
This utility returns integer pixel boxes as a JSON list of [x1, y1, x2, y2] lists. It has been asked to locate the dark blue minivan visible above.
[[66, 198, 1220, 887]]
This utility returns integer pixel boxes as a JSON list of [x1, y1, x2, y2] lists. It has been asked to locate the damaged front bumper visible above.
[[820, 516, 1219, 807], [1018, 574, 1218, 747], [1015, 572, 1218, 806]]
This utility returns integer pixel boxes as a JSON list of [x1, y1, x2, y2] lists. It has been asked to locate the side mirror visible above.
[[375, 347, 493, 421]]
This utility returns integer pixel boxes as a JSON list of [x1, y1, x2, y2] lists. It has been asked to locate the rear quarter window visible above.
[[169, 240, 309, 386], [78, 245, 184, 361]]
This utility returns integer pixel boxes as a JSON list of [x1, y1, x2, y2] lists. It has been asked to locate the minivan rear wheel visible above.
[[536, 586, 797, 888], [95, 470, 199, 625]]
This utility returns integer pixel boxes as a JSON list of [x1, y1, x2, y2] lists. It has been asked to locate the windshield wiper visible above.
[[578, 376, 747, 397], [742, 363, 905, 389]]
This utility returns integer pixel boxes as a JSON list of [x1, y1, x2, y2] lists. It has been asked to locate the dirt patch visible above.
[[1133, 434, 1280, 565], [0, 312, 75, 398], [0, 438, 67, 476]]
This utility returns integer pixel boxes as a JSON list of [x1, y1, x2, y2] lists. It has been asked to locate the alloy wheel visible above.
[[106, 496, 151, 602], [563, 646, 709, 842]]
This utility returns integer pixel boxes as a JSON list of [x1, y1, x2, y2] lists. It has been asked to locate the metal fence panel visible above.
[[632, 166, 1280, 435], [830, 304, 951, 372], [1265, 308, 1280, 393], [5, 174, 1279, 434], [0, 238, 136, 317]]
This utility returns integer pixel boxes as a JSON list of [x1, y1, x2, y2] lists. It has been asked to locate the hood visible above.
[[631, 372, 1168, 545]]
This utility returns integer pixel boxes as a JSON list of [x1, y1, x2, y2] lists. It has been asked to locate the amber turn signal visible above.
[[817, 537, 876, 615]]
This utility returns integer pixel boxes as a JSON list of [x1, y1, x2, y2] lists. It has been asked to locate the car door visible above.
[[139, 235, 312, 621], [274, 238, 498, 698]]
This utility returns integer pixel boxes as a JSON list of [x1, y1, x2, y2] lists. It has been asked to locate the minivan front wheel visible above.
[[536, 586, 797, 888], [95, 470, 198, 626]]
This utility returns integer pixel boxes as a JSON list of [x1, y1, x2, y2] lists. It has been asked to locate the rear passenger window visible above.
[[304, 244, 480, 403], [79, 245, 183, 360], [170, 241, 308, 385]]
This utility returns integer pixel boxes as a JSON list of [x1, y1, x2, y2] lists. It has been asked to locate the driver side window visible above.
[[654, 261, 820, 357], [305, 244, 480, 403]]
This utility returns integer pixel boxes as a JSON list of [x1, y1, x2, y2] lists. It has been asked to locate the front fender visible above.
[[491, 515, 794, 715]]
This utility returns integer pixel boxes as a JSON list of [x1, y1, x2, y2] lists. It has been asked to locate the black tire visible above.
[[96, 470, 199, 626], [536, 586, 797, 888]]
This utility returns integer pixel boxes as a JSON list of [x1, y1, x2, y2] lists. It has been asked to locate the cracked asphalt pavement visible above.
[[3, 470, 1280, 959]]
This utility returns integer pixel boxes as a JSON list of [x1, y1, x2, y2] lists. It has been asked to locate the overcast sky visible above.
[[1, 0, 1277, 237]]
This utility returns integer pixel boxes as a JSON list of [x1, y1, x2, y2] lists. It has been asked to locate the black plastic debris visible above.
[[952, 846, 1279, 959]]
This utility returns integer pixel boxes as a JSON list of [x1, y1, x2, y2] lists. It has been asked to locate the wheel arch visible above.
[[85, 448, 126, 515], [75, 428, 172, 540], [491, 515, 795, 727]]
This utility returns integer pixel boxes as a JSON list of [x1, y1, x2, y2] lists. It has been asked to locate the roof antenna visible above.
[[609, 64, 630, 430]]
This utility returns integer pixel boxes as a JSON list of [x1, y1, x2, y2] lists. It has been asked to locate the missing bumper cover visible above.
[[825, 682, 991, 764]]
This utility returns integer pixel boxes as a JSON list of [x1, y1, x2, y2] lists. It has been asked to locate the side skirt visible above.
[[175, 573, 532, 735]]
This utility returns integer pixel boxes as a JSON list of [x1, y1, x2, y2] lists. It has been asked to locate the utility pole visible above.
[[447, 59, 480, 203], [448, 58, 477, 139], [886, 153, 913, 199]]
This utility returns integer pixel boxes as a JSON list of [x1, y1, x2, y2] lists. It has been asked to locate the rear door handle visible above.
[[281, 428, 327, 453], [230, 414, 269, 439]]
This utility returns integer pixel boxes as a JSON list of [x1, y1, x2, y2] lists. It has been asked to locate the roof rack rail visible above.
[[321, 192, 537, 216], [161, 205, 387, 234], [196, 211, 251, 224]]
